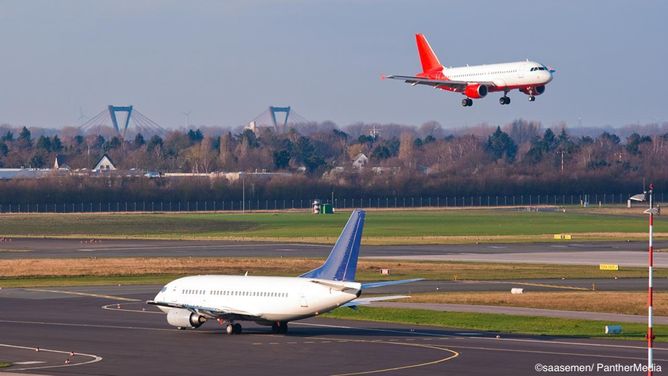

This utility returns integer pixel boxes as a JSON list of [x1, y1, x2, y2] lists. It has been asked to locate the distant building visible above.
[[53, 155, 70, 170], [352, 153, 368, 169], [93, 154, 116, 172]]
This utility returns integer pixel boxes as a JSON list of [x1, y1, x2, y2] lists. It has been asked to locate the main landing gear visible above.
[[499, 96, 511, 105], [271, 321, 288, 334], [222, 321, 242, 335], [461, 98, 473, 107]]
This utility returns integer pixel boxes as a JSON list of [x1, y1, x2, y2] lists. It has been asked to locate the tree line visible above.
[[0, 119, 666, 204]]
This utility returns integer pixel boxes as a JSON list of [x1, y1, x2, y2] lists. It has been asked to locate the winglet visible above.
[[300, 209, 365, 281]]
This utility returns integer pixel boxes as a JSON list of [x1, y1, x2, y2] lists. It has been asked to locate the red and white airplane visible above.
[[384, 34, 554, 107]]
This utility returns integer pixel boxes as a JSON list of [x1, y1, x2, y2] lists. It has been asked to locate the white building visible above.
[[93, 154, 116, 172], [352, 153, 368, 169]]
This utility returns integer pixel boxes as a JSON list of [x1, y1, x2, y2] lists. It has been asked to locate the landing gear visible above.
[[528, 96, 536, 102], [461, 98, 473, 107], [271, 321, 288, 334], [499, 96, 510, 105], [225, 322, 242, 335]]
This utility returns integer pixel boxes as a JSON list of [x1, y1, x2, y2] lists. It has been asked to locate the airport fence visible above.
[[0, 192, 661, 213]]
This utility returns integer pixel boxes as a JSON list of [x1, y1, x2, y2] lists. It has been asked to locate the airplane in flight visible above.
[[383, 33, 555, 107], [147, 209, 421, 335]]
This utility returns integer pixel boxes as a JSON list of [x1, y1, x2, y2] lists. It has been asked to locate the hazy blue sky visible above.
[[0, 0, 666, 130]]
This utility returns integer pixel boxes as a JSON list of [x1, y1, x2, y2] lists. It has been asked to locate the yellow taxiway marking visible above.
[[27, 288, 140, 302], [442, 343, 667, 362], [314, 337, 458, 376], [0, 343, 103, 372], [101, 302, 164, 314]]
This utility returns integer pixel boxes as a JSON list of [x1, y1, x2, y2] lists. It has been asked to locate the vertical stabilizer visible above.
[[415, 33, 443, 73], [300, 209, 365, 281]]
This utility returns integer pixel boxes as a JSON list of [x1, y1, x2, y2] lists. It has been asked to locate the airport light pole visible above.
[[646, 184, 656, 376], [632, 184, 657, 375]]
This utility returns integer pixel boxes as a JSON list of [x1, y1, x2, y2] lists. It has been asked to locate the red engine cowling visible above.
[[521, 85, 546, 96], [464, 84, 488, 99]]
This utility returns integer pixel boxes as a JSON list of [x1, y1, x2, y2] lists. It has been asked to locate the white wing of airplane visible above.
[[383, 74, 497, 91], [147, 300, 262, 320]]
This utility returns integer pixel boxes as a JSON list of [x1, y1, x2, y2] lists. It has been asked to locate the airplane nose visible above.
[[544, 71, 553, 83]]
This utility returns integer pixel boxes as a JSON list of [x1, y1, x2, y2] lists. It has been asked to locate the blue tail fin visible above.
[[300, 209, 365, 281]]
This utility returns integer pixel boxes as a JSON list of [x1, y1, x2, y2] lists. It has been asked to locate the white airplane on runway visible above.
[[383, 33, 555, 107], [148, 209, 421, 335]]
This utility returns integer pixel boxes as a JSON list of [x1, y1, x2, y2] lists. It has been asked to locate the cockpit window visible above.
[[531, 66, 547, 71], [160, 286, 167, 293]]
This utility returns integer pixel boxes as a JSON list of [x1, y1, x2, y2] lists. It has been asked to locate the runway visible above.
[[1, 238, 666, 266], [1, 287, 666, 375]]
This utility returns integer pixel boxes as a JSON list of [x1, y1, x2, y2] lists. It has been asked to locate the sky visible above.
[[0, 0, 666, 131]]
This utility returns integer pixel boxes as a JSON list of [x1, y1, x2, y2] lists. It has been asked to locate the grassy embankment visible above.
[[1, 257, 666, 287], [0, 209, 665, 244], [406, 291, 668, 316], [325, 306, 668, 342]]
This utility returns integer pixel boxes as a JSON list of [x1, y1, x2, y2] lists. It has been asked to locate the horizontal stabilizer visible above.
[[309, 279, 361, 292], [343, 295, 410, 308], [361, 278, 425, 290]]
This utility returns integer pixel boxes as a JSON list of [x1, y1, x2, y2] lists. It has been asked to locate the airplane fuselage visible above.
[[154, 275, 360, 324], [438, 61, 553, 93]]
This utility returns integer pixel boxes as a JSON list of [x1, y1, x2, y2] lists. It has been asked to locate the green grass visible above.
[[0, 274, 182, 288], [325, 306, 667, 342], [0, 361, 11, 368], [0, 209, 664, 244]]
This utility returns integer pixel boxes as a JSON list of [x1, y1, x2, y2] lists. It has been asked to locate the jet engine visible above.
[[521, 85, 545, 96], [166, 308, 206, 328], [464, 84, 488, 99]]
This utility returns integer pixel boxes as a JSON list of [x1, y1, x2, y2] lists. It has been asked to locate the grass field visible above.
[[407, 291, 668, 316], [1, 257, 666, 287], [325, 306, 668, 342], [0, 209, 665, 244], [0, 361, 11, 369]]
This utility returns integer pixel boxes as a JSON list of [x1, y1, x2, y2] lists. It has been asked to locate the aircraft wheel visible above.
[[271, 322, 280, 334], [233, 323, 242, 334], [279, 322, 288, 334], [505, 97, 511, 104], [461, 98, 469, 107], [529, 96, 536, 102], [226, 324, 235, 335]]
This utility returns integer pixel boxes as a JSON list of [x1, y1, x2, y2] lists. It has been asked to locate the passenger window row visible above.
[[181, 289, 288, 298], [452, 70, 517, 78]]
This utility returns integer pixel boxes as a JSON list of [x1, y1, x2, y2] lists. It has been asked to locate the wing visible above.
[[342, 295, 410, 308], [361, 278, 425, 290], [147, 300, 262, 321], [383, 74, 496, 91]]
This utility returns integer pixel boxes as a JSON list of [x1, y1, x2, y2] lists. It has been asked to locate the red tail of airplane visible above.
[[415, 33, 443, 74]]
